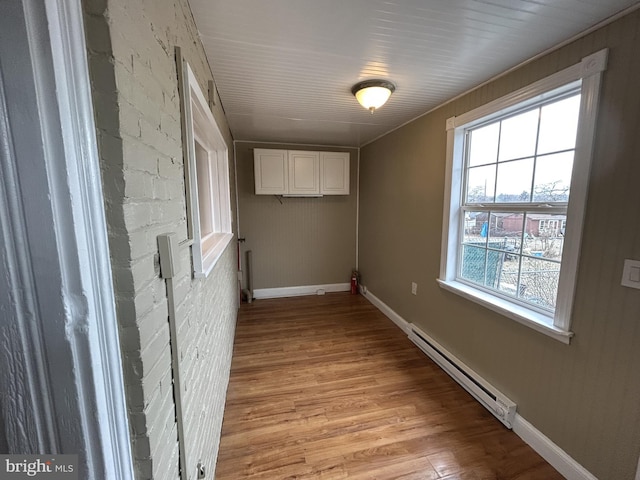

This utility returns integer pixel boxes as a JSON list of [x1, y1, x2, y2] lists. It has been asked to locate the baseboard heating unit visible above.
[[408, 324, 517, 428]]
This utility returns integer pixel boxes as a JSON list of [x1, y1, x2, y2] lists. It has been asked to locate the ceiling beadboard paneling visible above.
[[189, 0, 640, 146]]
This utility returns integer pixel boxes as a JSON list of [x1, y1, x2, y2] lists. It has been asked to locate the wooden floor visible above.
[[215, 293, 562, 480]]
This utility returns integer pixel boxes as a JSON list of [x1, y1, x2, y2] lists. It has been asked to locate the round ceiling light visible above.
[[351, 79, 396, 113]]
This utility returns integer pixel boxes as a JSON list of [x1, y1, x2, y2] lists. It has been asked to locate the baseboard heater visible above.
[[408, 324, 516, 428]]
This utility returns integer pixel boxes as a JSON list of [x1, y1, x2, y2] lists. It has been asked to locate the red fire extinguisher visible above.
[[351, 270, 359, 295]]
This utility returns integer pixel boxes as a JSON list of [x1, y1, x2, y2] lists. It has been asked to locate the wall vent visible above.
[[408, 324, 516, 428]]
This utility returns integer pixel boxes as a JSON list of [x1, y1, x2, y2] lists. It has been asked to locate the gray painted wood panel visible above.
[[359, 9, 640, 479]]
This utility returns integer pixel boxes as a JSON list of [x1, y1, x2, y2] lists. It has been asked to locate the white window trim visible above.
[[181, 62, 233, 278], [439, 49, 608, 343]]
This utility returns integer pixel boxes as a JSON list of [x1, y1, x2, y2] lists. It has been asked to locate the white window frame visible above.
[[182, 62, 232, 278], [439, 49, 608, 343]]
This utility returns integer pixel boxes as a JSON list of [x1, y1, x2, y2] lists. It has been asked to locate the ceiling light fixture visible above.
[[351, 79, 396, 113]]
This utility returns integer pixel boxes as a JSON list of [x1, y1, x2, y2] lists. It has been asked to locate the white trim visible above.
[[437, 280, 572, 344], [362, 289, 596, 480], [513, 415, 597, 480], [253, 283, 349, 299], [440, 49, 607, 336], [44, 1, 135, 477], [553, 52, 606, 331], [355, 148, 360, 270], [195, 232, 234, 279], [359, 288, 411, 334], [0, 0, 134, 476], [635, 453, 640, 480]]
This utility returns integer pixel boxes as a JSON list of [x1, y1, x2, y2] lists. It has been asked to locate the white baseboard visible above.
[[513, 415, 597, 480], [253, 283, 350, 299], [362, 287, 597, 480], [359, 287, 411, 334]]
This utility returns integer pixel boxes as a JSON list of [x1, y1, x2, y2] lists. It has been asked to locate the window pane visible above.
[[463, 211, 487, 245], [460, 245, 486, 285], [494, 254, 520, 298], [466, 164, 496, 203], [498, 109, 539, 161], [532, 152, 573, 202], [522, 213, 566, 261], [537, 95, 581, 155], [468, 123, 499, 167], [495, 158, 534, 202], [488, 213, 523, 254], [484, 249, 505, 289], [195, 141, 213, 237], [518, 257, 560, 310]]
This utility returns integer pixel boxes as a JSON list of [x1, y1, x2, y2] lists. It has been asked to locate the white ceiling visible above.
[[189, 0, 639, 147]]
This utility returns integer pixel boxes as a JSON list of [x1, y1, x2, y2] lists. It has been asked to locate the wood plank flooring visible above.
[[215, 293, 563, 479]]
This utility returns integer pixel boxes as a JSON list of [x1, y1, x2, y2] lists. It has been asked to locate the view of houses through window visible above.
[[459, 92, 580, 313]]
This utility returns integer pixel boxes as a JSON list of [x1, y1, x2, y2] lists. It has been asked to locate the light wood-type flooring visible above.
[[215, 293, 563, 480]]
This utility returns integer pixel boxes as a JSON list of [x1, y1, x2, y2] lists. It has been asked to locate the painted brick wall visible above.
[[83, 0, 238, 478]]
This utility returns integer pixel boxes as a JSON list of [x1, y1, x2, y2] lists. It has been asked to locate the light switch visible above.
[[621, 259, 640, 290]]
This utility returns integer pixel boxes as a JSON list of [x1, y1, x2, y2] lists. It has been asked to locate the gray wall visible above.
[[359, 10, 640, 480], [236, 142, 358, 290], [83, 0, 238, 478]]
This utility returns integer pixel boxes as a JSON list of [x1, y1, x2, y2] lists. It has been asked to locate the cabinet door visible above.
[[320, 152, 349, 195], [288, 151, 320, 195], [254, 149, 288, 194]]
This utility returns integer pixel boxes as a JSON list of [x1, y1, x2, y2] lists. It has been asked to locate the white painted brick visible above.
[[157, 156, 182, 179], [138, 296, 169, 348], [84, 14, 112, 54], [130, 254, 159, 290], [141, 324, 170, 369], [134, 459, 152, 480], [154, 434, 180, 480], [85, 0, 238, 478], [148, 408, 177, 462], [160, 112, 181, 140], [141, 348, 172, 400], [119, 101, 142, 138], [83, 0, 107, 16], [123, 202, 155, 231], [122, 136, 159, 174], [140, 119, 181, 159], [124, 170, 154, 200], [88, 53, 118, 95], [128, 411, 148, 437]]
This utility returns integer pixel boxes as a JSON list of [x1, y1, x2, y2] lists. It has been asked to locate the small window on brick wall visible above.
[[180, 61, 232, 277]]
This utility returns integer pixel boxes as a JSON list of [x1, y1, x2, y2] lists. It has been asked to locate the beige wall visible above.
[[359, 11, 640, 480], [236, 142, 358, 290], [83, 0, 238, 478]]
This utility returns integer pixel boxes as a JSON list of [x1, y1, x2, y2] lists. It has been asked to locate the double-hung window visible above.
[[439, 50, 607, 343]]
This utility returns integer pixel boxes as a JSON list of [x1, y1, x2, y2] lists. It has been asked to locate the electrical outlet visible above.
[[411, 282, 418, 295]]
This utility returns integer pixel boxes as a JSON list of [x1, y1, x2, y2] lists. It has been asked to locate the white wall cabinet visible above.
[[254, 149, 288, 194], [288, 150, 320, 195], [320, 152, 350, 195], [254, 148, 349, 196]]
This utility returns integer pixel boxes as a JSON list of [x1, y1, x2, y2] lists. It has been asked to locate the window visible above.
[[439, 50, 607, 343], [181, 62, 232, 277]]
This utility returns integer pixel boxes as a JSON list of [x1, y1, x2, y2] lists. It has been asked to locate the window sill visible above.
[[194, 232, 233, 279], [436, 279, 573, 344]]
